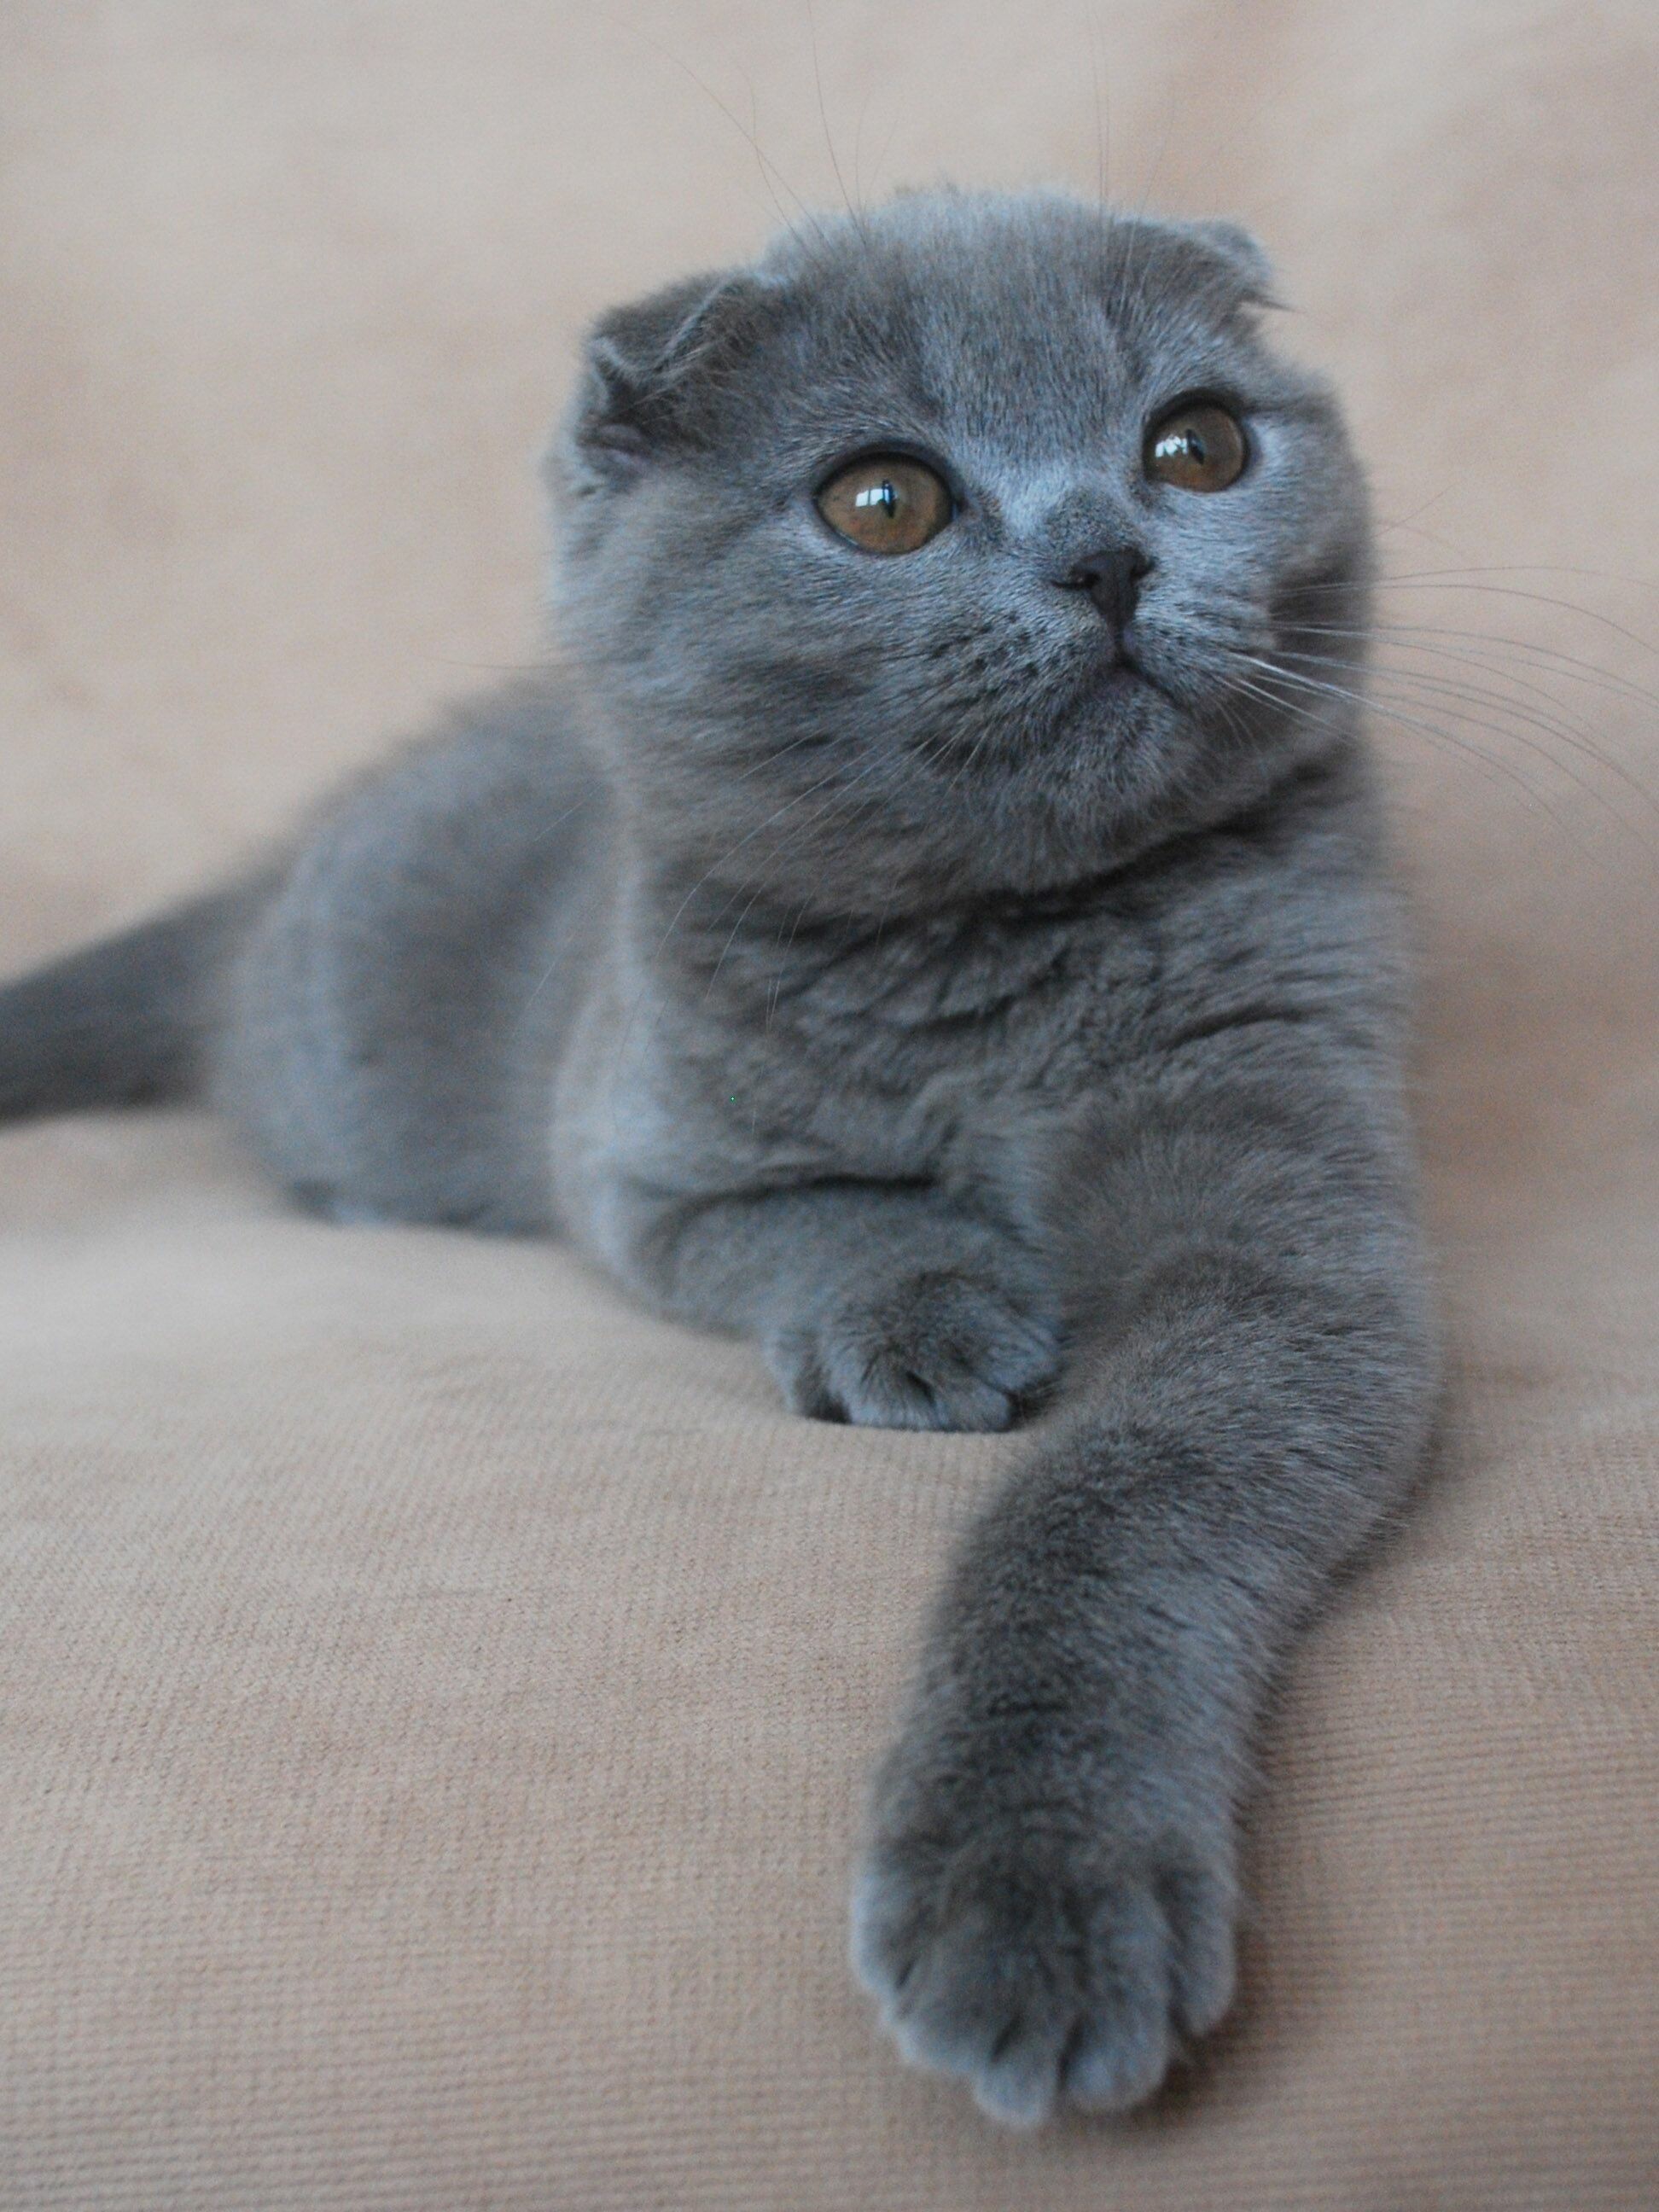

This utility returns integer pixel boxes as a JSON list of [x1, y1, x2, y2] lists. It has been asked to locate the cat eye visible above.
[[1144, 401, 1249, 492], [815, 454, 954, 555]]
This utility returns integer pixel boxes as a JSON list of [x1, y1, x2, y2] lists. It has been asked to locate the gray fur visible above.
[[0, 188, 1436, 2123], [0, 886, 257, 1120]]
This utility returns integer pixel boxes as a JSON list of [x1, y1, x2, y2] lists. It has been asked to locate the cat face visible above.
[[550, 189, 1371, 909]]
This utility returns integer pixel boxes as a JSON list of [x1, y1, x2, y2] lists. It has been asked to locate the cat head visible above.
[[547, 188, 1371, 911]]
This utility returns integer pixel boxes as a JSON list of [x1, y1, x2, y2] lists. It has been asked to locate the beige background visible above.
[[3, 3, 1656, 2205]]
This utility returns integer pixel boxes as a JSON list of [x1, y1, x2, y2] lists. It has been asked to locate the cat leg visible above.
[[850, 1058, 1437, 2120]]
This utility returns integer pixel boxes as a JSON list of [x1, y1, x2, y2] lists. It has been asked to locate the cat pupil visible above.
[[857, 480, 898, 516]]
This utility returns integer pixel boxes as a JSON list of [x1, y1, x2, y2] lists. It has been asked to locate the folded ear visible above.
[[1181, 218, 1283, 311], [563, 269, 787, 489]]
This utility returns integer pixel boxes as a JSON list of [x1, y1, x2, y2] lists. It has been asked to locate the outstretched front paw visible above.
[[852, 1769, 1237, 2125], [767, 1268, 1057, 1432]]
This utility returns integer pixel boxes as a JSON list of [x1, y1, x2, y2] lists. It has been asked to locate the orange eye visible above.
[[816, 454, 954, 554], [1144, 402, 1249, 492]]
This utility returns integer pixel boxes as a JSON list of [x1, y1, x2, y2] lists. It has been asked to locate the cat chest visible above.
[[705, 958, 1126, 1190], [567, 911, 1156, 1225]]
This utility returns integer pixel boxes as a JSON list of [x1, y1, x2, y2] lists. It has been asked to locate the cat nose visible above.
[[1061, 545, 1155, 631]]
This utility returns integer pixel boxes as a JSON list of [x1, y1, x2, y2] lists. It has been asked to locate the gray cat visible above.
[[0, 189, 1436, 2125]]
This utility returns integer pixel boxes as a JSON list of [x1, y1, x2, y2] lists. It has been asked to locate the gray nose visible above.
[[1062, 546, 1154, 632]]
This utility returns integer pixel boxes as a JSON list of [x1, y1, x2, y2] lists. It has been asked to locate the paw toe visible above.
[[1164, 1864, 1238, 2035], [793, 1273, 1058, 1433], [853, 1832, 1236, 2126]]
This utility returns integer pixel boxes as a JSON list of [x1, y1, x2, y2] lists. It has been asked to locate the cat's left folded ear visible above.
[[558, 268, 789, 490], [1181, 217, 1285, 312]]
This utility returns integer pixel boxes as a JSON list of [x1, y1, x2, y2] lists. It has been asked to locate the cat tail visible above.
[[0, 882, 267, 1121]]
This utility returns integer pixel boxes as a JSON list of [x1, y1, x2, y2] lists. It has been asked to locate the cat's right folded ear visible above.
[[557, 270, 788, 493]]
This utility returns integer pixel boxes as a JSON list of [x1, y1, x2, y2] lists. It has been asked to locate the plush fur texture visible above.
[[0, 188, 1436, 2124]]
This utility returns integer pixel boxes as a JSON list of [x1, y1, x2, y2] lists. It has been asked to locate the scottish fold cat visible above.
[[0, 188, 1435, 2123]]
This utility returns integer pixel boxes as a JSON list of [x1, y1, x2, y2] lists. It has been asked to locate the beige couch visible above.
[[3, 5, 1656, 2205]]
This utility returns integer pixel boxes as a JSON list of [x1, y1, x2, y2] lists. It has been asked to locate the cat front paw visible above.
[[851, 1777, 1237, 2125], [766, 1268, 1057, 1432]]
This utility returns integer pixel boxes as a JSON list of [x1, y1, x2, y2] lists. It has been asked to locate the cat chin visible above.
[[1039, 676, 1184, 767]]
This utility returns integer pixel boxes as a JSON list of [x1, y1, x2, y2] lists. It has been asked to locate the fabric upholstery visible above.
[[3, 4, 1656, 2204]]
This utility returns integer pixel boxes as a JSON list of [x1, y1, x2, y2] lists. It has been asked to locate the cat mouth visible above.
[[1092, 647, 1173, 707], [1097, 656, 1145, 689]]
